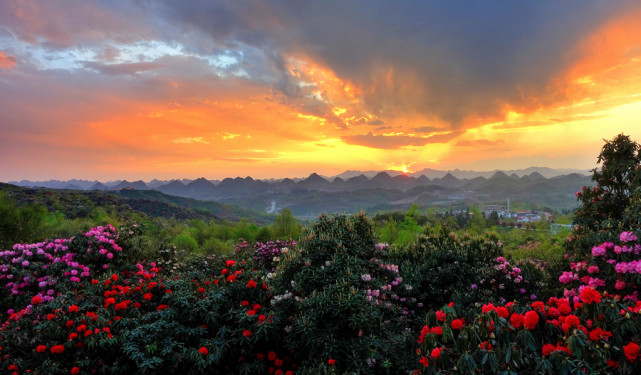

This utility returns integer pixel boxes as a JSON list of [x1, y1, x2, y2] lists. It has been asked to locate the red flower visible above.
[[199, 346, 208, 356], [481, 303, 495, 314], [241, 300, 249, 306], [431, 326, 443, 336], [227, 275, 236, 282], [111, 274, 118, 281], [496, 306, 509, 319], [198, 287, 205, 294], [268, 351, 277, 361], [624, 342, 639, 363], [419, 356, 429, 367], [36, 345, 47, 353], [243, 330, 252, 337], [8, 365, 18, 371], [275, 358, 283, 367], [65, 320, 74, 328], [247, 310, 256, 316], [71, 367, 80, 374], [31, 295, 42, 305], [451, 319, 464, 330], [157, 304, 169, 311], [530, 301, 545, 312], [524, 311, 539, 330], [431, 347, 441, 359], [247, 280, 257, 288], [510, 313, 524, 329], [435, 310, 446, 322], [580, 287, 602, 304], [77, 324, 87, 332], [69, 305, 79, 313], [143, 293, 153, 300], [69, 333, 78, 340], [104, 297, 115, 307], [328, 359, 336, 365], [542, 343, 556, 356], [226, 260, 236, 267], [50, 344, 65, 354], [480, 341, 492, 350]]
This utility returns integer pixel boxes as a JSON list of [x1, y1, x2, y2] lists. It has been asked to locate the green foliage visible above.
[[272, 208, 301, 239], [388, 230, 504, 310], [172, 233, 200, 253]]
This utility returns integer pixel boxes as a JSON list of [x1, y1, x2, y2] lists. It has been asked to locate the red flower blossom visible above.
[[157, 304, 169, 311], [542, 343, 556, 356], [624, 342, 639, 363], [247, 280, 257, 288], [36, 345, 47, 353], [69, 305, 79, 313], [451, 319, 464, 330], [481, 303, 495, 314], [77, 324, 87, 332], [480, 341, 492, 350], [530, 301, 545, 312], [524, 311, 539, 330], [241, 300, 249, 306], [115, 302, 127, 311], [243, 330, 252, 337], [50, 344, 65, 354], [435, 310, 446, 322], [431, 326, 443, 335], [247, 310, 256, 316], [71, 367, 80, 374], [557, 299, 571, 315], [199, 347, 208, 356], [431, 347, 441, 359], [328, 359, 336, 365], [31, 295, 42, 305], [198, 287, 205, 294], [496, 306, 509, 319], [143, 293, 153, 300], [69, 333, 78, 340], [226, 260, 236, 267], [111, 274, 118, 281], [268, 351, 277, 361], [510, 313, 524, 329], [227, 275, 237, 282], [419, 356, 429, 367], [580, 287, 602, 304], [275, 358, 283, 367]]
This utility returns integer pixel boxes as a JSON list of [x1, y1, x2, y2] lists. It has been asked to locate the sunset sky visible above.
[[2, 1, 641, 181]]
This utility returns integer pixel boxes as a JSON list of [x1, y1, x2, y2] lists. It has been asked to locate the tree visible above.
[[569, 134, 641, 255], [272, 208, 300, 239]]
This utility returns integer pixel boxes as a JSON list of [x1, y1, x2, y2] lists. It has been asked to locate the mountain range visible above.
[[5, 167, 593, 217]]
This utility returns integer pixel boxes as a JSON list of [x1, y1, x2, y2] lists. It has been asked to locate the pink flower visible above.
[[620, 232, 638, 243]]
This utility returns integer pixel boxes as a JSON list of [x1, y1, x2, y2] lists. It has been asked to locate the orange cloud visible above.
[[0, 51, 16, 69]]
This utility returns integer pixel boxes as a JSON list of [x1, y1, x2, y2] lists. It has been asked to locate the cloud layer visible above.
[[1, 0, 641, 179]]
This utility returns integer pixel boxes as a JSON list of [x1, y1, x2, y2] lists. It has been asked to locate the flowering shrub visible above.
[[2, 213, 641, 374], [0, 225, 123, 322], [235, 239, 297, 269]]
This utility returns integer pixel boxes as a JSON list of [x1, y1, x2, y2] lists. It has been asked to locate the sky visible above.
[[2, 0, 641, 181]]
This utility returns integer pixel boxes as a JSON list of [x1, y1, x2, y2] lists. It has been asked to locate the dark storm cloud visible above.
[[147, 0, 640, 129]]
